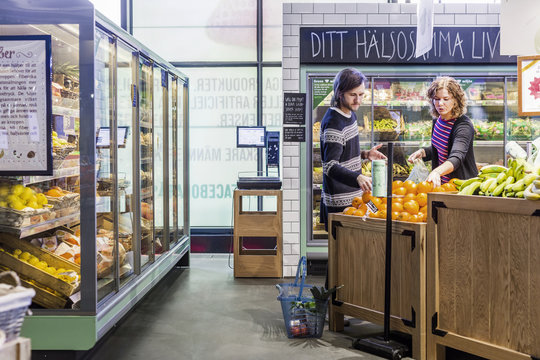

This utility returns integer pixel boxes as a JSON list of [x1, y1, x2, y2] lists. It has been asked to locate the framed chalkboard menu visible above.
[[283, 92, 306, 125], [0, 35, 52, 175]]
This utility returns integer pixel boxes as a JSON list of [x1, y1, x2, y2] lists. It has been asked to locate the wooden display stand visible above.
[[0, 337, 31, 360], [328, 214, 427, 360], [233, 189, 282, 278], [427, 193, 540, 360]]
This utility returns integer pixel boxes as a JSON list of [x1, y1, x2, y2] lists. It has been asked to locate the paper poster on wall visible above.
[[415, 0, 434, 58], [0, 35, 52, 175], [518, 55, 540, 116]]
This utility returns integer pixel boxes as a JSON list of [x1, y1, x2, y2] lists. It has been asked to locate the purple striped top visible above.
[[432, 116, 455, 184]]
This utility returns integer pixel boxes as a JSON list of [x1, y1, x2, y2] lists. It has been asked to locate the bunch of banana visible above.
[[457, 158, 538, 198], [524, 179, 540, 200]]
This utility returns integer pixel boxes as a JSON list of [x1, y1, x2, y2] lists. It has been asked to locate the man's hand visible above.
[[366, 143, 387, 161], [357, 174, 372, 192], [408, 148, 426, 163]]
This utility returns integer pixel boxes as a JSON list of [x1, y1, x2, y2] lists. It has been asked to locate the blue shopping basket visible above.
[[276, 256, 327, 338]]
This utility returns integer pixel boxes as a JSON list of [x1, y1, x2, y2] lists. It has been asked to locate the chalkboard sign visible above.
[[300, 27, 516, 65], [283, 93, 306, 125], [283, 127, 305, 142]]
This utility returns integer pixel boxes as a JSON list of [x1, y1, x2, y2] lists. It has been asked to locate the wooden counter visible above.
[[328, 214, 427, 360], [427, 193, 540, 360]]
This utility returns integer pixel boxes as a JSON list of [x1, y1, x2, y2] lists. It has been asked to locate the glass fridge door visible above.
[[139, 58, 153, 267], [116, 40, 136, 286], [372, 77, 433, 178], [178, 80, 186, 237], [169, 75, 178, 246], [94, 29, 117, 301], [153, 66, 165, 256], [506, 77, 540, 153], [456, 77, 505, 166]]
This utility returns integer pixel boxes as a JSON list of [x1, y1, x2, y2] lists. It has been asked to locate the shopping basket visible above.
[[276, 256, 327, 338], [0, 271, 35, 341]]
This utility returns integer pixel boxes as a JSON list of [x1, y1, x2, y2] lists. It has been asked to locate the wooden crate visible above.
[[0, 337, 31, 360], [328, 214, 426, 360], [426, 193, 540, 360], [0, 235, 80, 298]]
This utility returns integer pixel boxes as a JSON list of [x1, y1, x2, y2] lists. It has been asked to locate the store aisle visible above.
[[84, 254, 390, 360]]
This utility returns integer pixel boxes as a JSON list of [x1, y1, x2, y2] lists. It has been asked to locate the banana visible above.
[[480, 165, 507, 174], [515, 191, 525, 198], [458, 177, 482, 191], [534, 179, 540, 188], [514, 164, 525, 181], [479, 173, 500, 179], [480, 178, 495, 193], [453, 179, 465, 187], [487, 178, 499, 194], [505, 191, 515, 197], [512, 179, 526, 192], [496, 171, 508, 184], [524, 183, 540, 201], [522, 173, 537, 187], [460, 181, 482, 196], [492, 182, 506, 197]]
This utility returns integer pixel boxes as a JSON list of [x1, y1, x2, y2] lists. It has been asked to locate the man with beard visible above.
[[320, 68, 387, 230]]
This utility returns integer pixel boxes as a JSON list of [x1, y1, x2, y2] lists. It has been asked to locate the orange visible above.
[[442, 182, 457, 192], [381, 197, 387, 204], [417, 181, 434, 194], [409, 214, 420, 223], [377, 210, 387, 219], [353, 208, 366, 217], [420, 205, 428, 215], [391, 202, 404, 213], [416, 192, 428, 207], [343, 206, 356, 215], [371, 197, 382, 207], [432, 186, 445, 192], [403, 180, 417, 194], [392, 180, 403, 190], [392, 197, 404, 204], [358, 203, 368, 214], [362, 191, 372, 203], [352, 196, 363, 209], [421, 212, 428, 222], [393, 187, 407, 196], [379, 203, 387, 211], [403, 200, 420, 215], [397, 211, 411, 222], [417, 212, 426, 223], [368, 211, 378, 218], [391, 211, 400, 220], [404, 193, 417, 202], [448, 178, 459, 186]]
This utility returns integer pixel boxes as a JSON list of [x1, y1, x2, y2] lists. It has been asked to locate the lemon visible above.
[[9, 201, 26, 211], [0, 201, 7, 207], [45, 266, 56, 275], [10, 184, 24, 196], [19, 252, 31, 261], [36, 193, 47, 205], [37, 261, 48, 270], [56, 268, 67, 275], [28, 258, 40, 266], [13, 249, 22, 256], [0, 186, 9, 197]]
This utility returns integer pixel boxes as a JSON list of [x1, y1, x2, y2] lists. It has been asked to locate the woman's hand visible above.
[[408, 148, 426, 163], [357, 174, 372, 192], [366, 144, 387, 161], [426, 170, 441, 188]]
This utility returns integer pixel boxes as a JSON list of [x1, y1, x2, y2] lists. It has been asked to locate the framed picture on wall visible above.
[[518, 55, 540, 116]]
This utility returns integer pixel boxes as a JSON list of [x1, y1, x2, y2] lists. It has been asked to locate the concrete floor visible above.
[[35, 254, 482, 360], [85, 254, 398, 360]]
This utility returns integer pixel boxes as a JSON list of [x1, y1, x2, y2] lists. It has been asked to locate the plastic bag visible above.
[[406, 159, 429, 183]]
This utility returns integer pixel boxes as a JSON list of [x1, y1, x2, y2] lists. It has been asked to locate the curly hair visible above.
[[426, 76, 467, 119], [331, 68, 367, 108]]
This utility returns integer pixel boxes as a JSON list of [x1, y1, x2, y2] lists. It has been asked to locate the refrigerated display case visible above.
[[307, 72, 540, 245], [0, 0, 190, 350]]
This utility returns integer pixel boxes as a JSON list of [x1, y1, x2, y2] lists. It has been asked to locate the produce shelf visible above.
[[0, 212, 80, 239]]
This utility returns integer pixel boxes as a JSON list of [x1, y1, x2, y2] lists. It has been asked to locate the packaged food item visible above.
[[41, 236, 58, 252]]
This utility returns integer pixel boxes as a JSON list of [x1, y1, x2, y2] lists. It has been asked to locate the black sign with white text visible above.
[[283, 127, 305, 142], [283, 92, 306, 125], [300, 27, 516, 65]]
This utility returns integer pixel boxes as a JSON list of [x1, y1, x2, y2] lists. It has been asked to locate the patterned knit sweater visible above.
[[320, 108, 363, 210]]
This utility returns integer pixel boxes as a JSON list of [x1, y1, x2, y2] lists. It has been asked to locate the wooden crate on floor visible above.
[[0, 337, 31, 360], [328, 214, 426, 360], [427, 193, 540, 360]]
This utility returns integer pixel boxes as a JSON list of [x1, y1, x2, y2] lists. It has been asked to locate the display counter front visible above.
[[0, 0, 190, 350]]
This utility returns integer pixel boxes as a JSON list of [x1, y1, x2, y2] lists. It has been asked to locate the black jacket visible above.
[[422, 115, 477, 180]]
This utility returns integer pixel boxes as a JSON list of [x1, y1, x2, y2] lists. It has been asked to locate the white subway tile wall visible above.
[[281, 2, 501, 276]]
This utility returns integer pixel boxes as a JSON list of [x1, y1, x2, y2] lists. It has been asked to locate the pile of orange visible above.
[[342, 178, 459, 223]]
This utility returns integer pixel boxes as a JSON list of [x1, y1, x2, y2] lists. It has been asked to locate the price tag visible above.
[[366, 200, 379, 214]]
